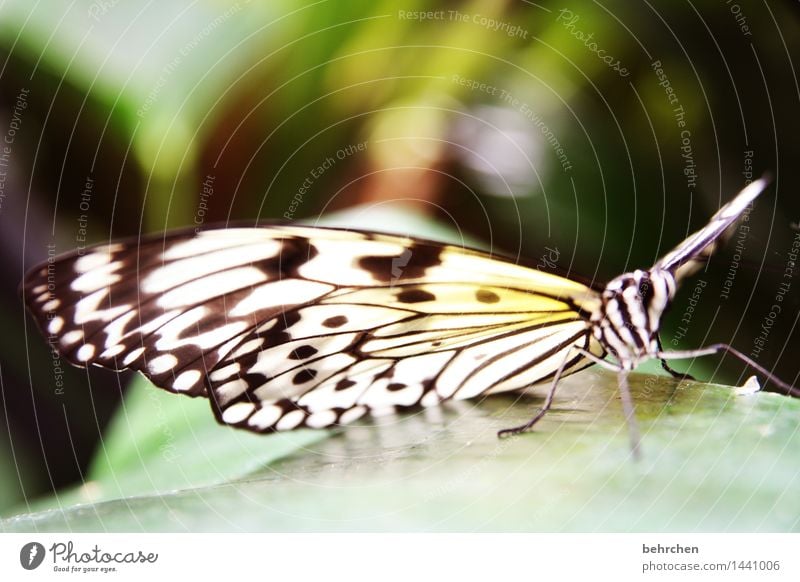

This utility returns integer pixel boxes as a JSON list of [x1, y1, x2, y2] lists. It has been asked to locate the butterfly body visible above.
[[593, 268, 676, 368], [21, 177, 797, 441]]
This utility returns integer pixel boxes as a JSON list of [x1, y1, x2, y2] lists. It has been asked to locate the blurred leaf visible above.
[[4, 371, 799, 532], [0, 419, 33, 514], [0, 0, 298, 228], [309, 202, 486, 248]]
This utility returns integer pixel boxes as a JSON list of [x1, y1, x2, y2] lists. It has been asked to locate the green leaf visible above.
[[4, 372, 800, 532], [88, 375, 329, 495], [9, 375, 328, 516]]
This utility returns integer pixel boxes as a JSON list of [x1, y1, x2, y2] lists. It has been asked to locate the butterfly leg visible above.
[[656, 335, 696, 381], [656, 343, 800, 398], [617, 370, 642, 461], [497, 348, 578, 438]]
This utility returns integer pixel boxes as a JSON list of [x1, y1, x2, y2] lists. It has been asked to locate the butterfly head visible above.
[[592, 268, 677, 366]]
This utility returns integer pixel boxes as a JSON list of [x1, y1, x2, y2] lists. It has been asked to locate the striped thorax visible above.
[[592, 268, 677, 368]]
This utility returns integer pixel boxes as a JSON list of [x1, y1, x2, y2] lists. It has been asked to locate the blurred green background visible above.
[[1, 1, 799, 530]]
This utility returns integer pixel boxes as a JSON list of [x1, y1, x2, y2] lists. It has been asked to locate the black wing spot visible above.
[[396, 289, 436, 303], [293, 368, 318, 385], [475, 289, 500, 303], [262, 311, 302, 347], [323, 315, 348, 328], [270, 239, 319, 277], [266, 331, 292, 347], [387, 382, 407, 391], [357, 244, 442, 283], [357, 255, 400, 283], [335, 379, 357, 391], [289, 344, 319, 360]]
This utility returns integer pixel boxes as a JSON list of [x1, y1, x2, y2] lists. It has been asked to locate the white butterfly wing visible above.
[[22, 225, 603, 433]]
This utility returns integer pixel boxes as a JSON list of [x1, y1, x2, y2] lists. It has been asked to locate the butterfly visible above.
[[20, 177, 797, 455]]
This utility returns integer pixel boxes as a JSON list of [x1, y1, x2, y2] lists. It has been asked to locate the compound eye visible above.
[[637, 277, 654, 305]]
